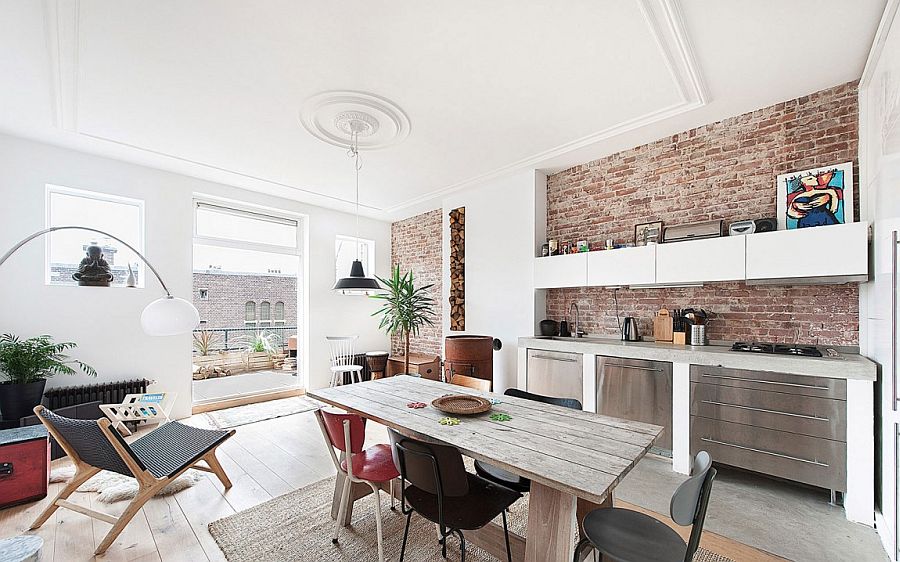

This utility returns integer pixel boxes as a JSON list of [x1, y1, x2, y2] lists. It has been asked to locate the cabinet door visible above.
[[656, 236, 746, 284], [587, 245, 656, 286], [526, 350, 583, 403], [533, 253, 588, 288], [745, 222, 868, 282]]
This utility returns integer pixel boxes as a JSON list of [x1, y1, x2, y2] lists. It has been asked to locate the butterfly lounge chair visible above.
[[29, 406, 234, 555]]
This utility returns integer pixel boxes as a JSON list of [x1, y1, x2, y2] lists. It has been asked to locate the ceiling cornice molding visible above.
[[41, 0, 707, 220], [43, 0, 79, 131], [383, 0, 708, 216], [860, 0, 900, 89]]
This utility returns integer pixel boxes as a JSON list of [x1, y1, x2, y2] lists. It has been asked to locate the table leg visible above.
[[525, 481, 577, 562]]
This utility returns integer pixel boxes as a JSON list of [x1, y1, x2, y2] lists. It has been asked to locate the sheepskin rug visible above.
[[50, 465, 204, 503]]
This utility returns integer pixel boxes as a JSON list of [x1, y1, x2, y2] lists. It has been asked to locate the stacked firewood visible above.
[[449, 207, 465, 331]]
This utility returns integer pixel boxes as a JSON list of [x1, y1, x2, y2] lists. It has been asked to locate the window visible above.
[[46, 185, 145, 287], [259, 301, 271, 327], [198, 288, 209, 300], [244, 301, 256, 325], [335, 235, 375, 282], [274, 301, 285, 325], [195, 202, 298, 249]]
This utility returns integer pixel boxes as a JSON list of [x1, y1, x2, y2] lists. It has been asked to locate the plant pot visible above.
[[0, 379, 47, 421]]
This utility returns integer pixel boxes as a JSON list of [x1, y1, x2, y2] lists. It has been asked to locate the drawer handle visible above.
[[700, 373, 830, 391], [700, 400, 830, 421], [700, 437, 829, 467], [532, 354, 578, 363], [604, 364, 664, 373]]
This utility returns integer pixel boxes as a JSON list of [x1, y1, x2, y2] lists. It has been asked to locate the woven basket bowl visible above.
[[431, 395, 493, 415]]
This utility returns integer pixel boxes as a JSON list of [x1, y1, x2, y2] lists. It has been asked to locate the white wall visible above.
[[441, 170, 545, 392], [0, 133, 390, 419], [859, 1, 900, 556]]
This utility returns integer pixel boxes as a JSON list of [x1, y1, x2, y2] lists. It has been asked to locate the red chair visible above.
[[315, 409, 398, 562]]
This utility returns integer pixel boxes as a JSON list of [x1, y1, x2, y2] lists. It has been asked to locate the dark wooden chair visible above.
[[388, 428, 521, 562], [474, 388, 583, 493], [573, 451, 717, 562], [29, 406, 234, 555]]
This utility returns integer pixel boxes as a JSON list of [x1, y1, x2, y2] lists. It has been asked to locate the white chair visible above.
[[326, 336, 364, 387]]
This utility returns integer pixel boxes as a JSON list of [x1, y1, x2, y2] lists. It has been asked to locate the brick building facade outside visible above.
[[546, 81, 860, 345], [192, 270, 298, 331], [390, 209, 443, 356]]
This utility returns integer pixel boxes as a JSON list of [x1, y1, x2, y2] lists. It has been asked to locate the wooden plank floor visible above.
[[0, 409, 784, 562]]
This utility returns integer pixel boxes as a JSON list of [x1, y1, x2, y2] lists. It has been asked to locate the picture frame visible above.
[[776, 162, 854, 230], [634, 221, 663, 246]]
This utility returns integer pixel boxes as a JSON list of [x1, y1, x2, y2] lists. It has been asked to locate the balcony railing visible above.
[[192, 326, 297, 353]]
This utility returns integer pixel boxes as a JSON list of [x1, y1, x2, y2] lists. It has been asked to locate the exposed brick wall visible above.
[[390, 209, 443, 356], [547, 81, 860, 345]]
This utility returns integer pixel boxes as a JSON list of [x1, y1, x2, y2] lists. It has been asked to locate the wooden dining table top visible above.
[[308, 375, 662, 505]]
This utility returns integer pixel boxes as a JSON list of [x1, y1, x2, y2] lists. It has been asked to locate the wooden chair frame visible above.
[[29, 405, 234, 555]]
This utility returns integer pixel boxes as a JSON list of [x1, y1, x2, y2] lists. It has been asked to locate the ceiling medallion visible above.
[[299, 91, 410, 150]]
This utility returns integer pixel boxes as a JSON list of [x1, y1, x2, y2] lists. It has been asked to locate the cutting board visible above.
[[653, 309, 674, 342]]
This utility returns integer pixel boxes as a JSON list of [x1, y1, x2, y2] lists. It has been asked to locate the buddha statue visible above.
[[72, 244, 114, 287]]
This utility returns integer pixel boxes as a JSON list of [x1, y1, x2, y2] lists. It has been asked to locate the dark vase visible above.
[[0, 379, 47, 421]]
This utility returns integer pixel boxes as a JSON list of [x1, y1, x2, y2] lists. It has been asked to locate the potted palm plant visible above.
[[0, 334, 96, 421], [370, 266, 435, 376]]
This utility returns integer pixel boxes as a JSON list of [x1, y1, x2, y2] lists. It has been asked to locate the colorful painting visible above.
[[776, 162, 854, 230]]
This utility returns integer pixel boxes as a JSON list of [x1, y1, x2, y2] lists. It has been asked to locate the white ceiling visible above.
[[0, 0, 887, 221]]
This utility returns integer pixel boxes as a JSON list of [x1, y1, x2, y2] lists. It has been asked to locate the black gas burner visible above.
[[731, 341, 823, 357]]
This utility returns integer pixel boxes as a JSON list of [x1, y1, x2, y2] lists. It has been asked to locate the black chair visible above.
[[388, 428, 521, 562], [573, 451, 717, 562], [474, 388, 583, 493]]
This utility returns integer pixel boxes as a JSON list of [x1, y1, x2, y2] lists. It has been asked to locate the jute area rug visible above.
[[208, 476, 736, 562]]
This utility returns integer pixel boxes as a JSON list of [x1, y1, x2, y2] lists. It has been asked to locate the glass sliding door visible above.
[[191, 200, 303, 407]]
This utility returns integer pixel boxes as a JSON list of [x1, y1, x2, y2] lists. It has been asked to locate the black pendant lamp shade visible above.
[[333, 259, 381, 294]]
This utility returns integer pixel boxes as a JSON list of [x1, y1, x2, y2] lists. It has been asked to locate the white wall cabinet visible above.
[[745, 222, 869, 283], [587, 245, 655, 286], [656, 236, 746, 284], [534, 253, 587, 288]]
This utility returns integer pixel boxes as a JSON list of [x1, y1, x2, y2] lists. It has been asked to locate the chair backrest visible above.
[[504, 388, 583, 410], [387, 428, 469, 497], [326, 336, 358, 369], [35, 407, 143, 477], [318, 409, 366, 454], [449, 373, 491, 392], [670, 451, 717, 562]]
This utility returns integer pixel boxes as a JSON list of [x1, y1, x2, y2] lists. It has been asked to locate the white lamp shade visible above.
[[140, 296, 200, 336]]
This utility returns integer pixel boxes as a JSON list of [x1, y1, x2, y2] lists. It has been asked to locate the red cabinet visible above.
[[0, 426, 49, 508]]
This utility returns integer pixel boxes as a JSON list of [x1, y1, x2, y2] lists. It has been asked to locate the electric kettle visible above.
[[621, 317, 641, 342]]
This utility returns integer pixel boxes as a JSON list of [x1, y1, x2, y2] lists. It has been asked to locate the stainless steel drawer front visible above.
[[526, 350, 583, 404], [691, 417, 846, 491], [690, 365, 846, 400], [691, 383, 846, 441], [597, 356, 673, 451]]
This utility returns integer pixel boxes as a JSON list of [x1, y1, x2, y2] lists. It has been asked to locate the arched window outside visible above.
[[245, 301, 256, 325], [274, 301, 285, 325], [260, 301, 271, 327]]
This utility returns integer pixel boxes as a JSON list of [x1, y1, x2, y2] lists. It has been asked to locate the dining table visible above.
[[308, 375, 662, 562]]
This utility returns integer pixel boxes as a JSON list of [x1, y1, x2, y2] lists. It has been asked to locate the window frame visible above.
[[244, 301, 257, 325], [274, 301, 285, 325], [45, 184, 146, 287], [259, 301, 271, 327]]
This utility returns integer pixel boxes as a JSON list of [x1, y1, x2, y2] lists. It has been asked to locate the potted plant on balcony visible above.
[[235, 330, 283, 373], [0, 333, 96, 421], [371, 266, 435, 375]]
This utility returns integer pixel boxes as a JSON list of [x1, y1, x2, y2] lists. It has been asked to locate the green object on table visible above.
[[490, 413, 512, 422], [439, 417, 460, 426]]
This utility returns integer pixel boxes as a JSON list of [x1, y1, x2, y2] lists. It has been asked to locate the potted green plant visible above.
[[370, 266, 435, 375], [235, 330, 283, 372], [0, 334, 96, 421]]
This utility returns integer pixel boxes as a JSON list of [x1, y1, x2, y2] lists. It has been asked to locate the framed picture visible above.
[[776, 162, 854, 230], [634, 221, 663, 246]]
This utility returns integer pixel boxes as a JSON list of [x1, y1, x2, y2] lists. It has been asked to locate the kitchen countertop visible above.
[[518, 336, 877, 381]]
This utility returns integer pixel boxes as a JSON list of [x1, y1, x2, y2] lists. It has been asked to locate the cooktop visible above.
[[730, 341, 824, 357]]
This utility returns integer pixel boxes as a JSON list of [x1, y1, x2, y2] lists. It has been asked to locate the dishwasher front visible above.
[[525, 349, 583, 405], [596, 356, 673, 452]]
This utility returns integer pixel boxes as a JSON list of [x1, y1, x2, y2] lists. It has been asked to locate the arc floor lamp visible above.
[[0, 226, 199, 336]]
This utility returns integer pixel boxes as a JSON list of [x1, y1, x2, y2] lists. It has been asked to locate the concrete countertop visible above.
[[518, 336, 877, 381]]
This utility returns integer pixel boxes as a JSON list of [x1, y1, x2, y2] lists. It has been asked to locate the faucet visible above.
[[569, 302, 585, 338]]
